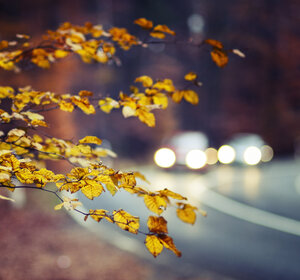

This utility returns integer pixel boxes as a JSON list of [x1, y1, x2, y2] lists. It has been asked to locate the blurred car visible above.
[[218, 133, 274, 166], [153, 131, 217, 170]]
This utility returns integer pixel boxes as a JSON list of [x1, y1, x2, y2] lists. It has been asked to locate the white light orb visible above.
[[218, 145, 236, 164], [185, 149, 207, 169], [154, 148, 176, 168]]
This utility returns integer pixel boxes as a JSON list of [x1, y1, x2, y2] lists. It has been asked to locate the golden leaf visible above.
[[136, 108, 155, 127], [153, 25, 175, 36], [176, 203, 198, 224], [158, 235, 181, 257], [184, 72, 197, 81], [159, 188, 187, 200], [147, 216, 168, 234], [59, 100, 74, 112], [81, 181, 104, 200], [134, 18, 153, 29], [79, 136, 102, 145], [183, 90, 199, 105], [204, 39, 224, 49], [144, 194, 167, 215], [22, 111, 44, 121], [113, 210, 139, 234], [54, 196, 82, 211], [54, 49, 69, 58], [210, 49, 228, 68], [145, 235, 163, 257], [172, 90, 184, 103], [153, 93, 168, 109], [153, 79, 175, 92], [89, 209, 108, 222], [135, 75, 153, 87], [71, 96, 95, 114], [98, 97, 119, 113], [122, 105, 136, 118], [149, 31, 165, 39]]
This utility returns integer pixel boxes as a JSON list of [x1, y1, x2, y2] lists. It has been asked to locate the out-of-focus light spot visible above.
[[261, 145, 274, 162], [218, 145, 235, 164], [154, 148, 176, 168], [243, 146, 262, 165], [187, 14, 205, 33], [57, 255, 71, 269], [185, 149, 207, 169], [205, 147, 218, 165]]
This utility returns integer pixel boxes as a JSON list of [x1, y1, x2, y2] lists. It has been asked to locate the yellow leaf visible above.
[[158, 235, 181, 257], [149, 31, 165, 39], [184, 72, 197, 81], [172, 90, 184, 103], [153, 25, 175, 36], [176, 203, 197, 224], [7, 128, 25, 138], [153, 79, 175, 92], [205, 39, 224, 49], [81, 181, 104, 200], [79, 90, 93, 97], [159, 188, 187, 200], [183, 90, 199, 105], [71, 96, 95, 114], [79, 136, 102, 145], [89, 209, 108, 222], [105, 182, 118, 196], [147, 216, 168, 234], [59, 100, 74, 112], [210, 49, 228, 68], [22, 111, 44, 121], [134, 18, 153, 29], [145, 235, 163, 257], [98, 97, 119, 113], [122, 105, 136, 118], [31, 119, 48, 127], [0, 86, 14, 99], [135, 75, 153, 87], [144, 194, 167, 215], [54, 49, 69, 58], [54, 196, 82, 211], [113, 210, 139, 234], [153, 93, 168, 109], [136, 108, 155, 127]]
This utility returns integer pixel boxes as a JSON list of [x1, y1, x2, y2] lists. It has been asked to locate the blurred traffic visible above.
[[153, 131, 274, 170]]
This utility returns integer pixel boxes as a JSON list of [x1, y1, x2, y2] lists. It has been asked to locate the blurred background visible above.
[[0, 0, 299, 279]]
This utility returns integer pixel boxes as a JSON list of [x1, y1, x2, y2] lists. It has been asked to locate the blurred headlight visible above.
[[154, 148, 176, 168], [243, 146, 261, 165], [205, 147, 218, 165], [185, 149, 207, 169], [261, 145, 273, 162], [218, 145, 235, 164]]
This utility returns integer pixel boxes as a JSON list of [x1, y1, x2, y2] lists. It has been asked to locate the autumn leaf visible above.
[[158, 234, 181, 257], [204, 39, 224, 49], [182, 90, 199, 105], [136, 108, 155, 127], [147, 216, 168, 234], [210, 49, 228, 67], [81, 181, 104, 200], [172, 90, 183, 103], [145, 235, 163, 257], [144, 194, 167, 215], [149, 31, 166, 39], [134, 18, 153, 29], [159, 188, 187, 200], [135, 75, 153, 87], [176, 203, 198, 224], [184, 72, 197, 81], [89, 209, 108, 222], [79, 136, 102, 145], [153, 25, 175, 36], [113, 210, 139, 234], [54, 197, 82, 211]]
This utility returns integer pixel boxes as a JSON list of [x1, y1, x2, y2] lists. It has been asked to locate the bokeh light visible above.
[[185, 149, 207, 169], [243, 146, 262, 165], [154, 148, 176, 168], [218, 145, 236, 164]]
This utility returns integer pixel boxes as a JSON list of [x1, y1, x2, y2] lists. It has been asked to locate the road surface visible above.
[[70, 158, 300, 280]]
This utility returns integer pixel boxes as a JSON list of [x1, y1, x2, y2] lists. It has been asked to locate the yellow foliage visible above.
[[145, 235, 163, 257], [79, 136, 102, 145], [184, 72, 197, 81], [113, 210, 139, 234], [135, 75, 153, 87], [176, 203, 198, 224], [89, 209, 108, 222], [134, 18, 153, 29], [144, 194, 167, 215], [81, 181, 104, 200], [210, 49, 228, 68], [147, 216, 168, 234]]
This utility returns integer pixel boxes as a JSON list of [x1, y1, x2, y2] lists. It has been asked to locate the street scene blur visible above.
[[0, 0, 299, 279]]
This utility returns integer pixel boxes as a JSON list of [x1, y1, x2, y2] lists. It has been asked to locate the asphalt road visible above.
[[71, 158, 300, 280]]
